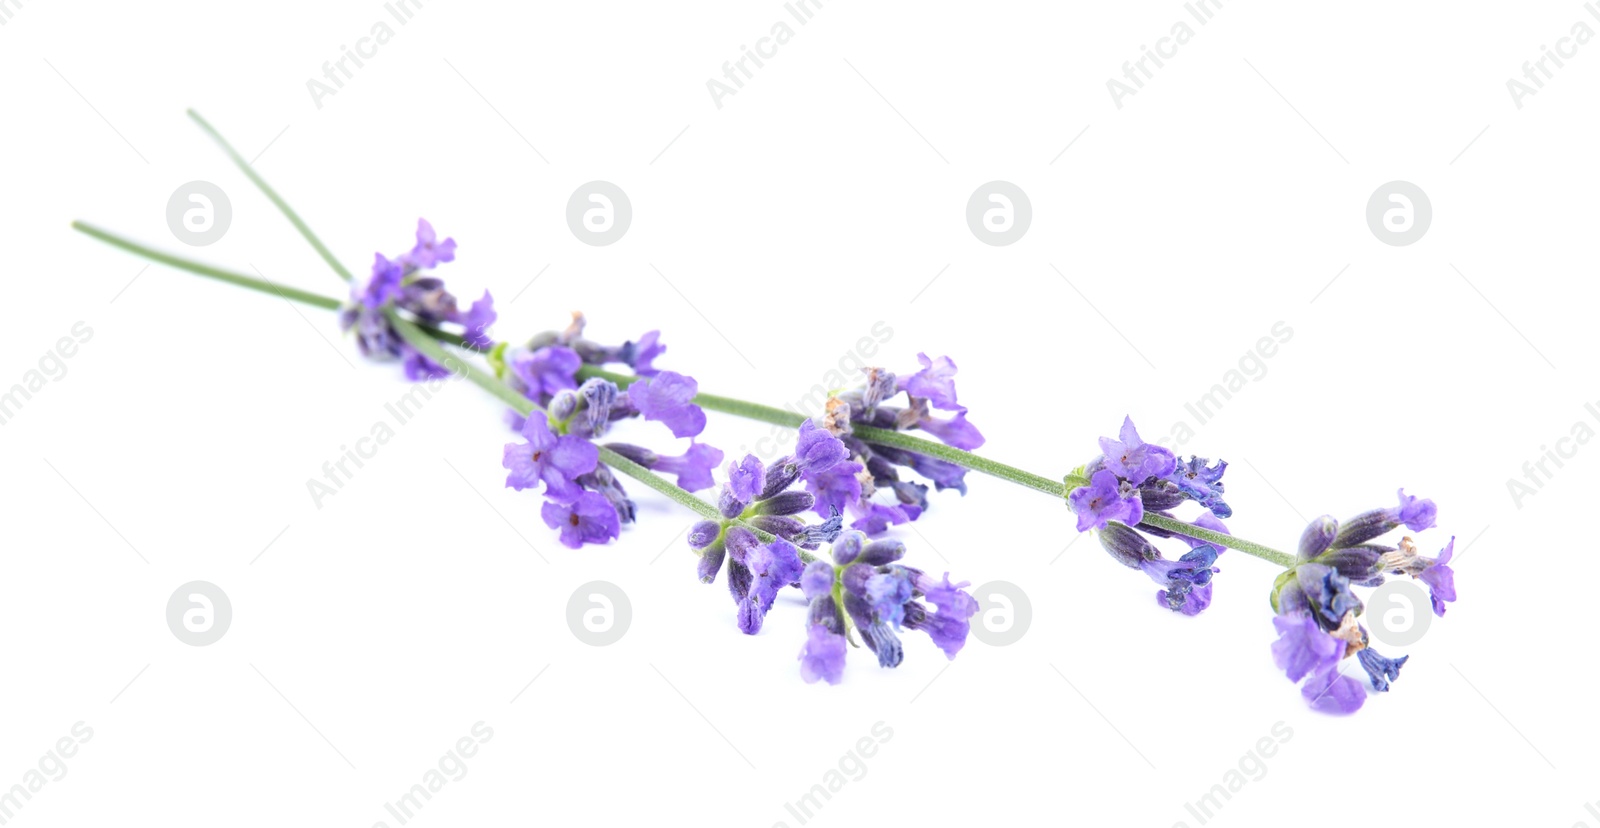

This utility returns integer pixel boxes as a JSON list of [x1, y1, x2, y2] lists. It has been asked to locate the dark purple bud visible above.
[[727, 559, 752, 606], [831, 531, 864, 565], [696, 541, 726, 584], [547, 390, 579, 421], [577, 378, 619, 437], [856, 539, 906, 566], [1315, 545, 1385, 585], [749, 514, 804, 539], [1138, 479, 1187, 511], [759, 458, 803, 500], [808, 594, 845, 634], [839, 562, 874, 598], [756, 490, 815, 516], [1333, 509, 1398, 548], [1298, 516, 1340, 560], [725, 526, 760, 564], [842, 591, 903, 668], [887, 480, 929, 509], [1098, 522, 1159, 569], [687, 520, 721, 551]]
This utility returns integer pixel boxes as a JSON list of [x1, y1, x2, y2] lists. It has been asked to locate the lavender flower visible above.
[[799, 622, 849, 685], [340, 221, 498, 377], [1099, 416, 1176, 481], [541, 491, 621, 549], [1067, 418, 1229, 535], [796, 530, 978, 679], [604, 441, 724, 493], [1266, 493, 1457, 714], [508, 345, 581, 401], [1069, 469, 1143, 532], [798, 357, 986, 533], [627, 371, 707, 439], [502, 415, 598, 500]]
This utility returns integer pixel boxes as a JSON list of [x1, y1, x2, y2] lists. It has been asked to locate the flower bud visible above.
[[857, 539, 906, 566], [687, 520, 721, 551], [831, 531, 865, 565], [1298, 515, 1339, 560], [1331, 508, 1395, 549], [755, 491, 815, 516], [1098, 522, 1158, 569], [696, 541, 726, 584]]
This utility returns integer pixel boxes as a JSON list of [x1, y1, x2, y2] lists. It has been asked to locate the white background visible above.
[[2, 1, 1596, 825]]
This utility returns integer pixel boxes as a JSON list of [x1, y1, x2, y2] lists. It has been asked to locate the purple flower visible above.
[[1140, 548, 1218, 588], [899, 353, 962, 411], [916, 409, 985, 450], [402, 351, 450, 381], [864, 569, 914, 628], [803, 459, 864, 517], [795, 419, 850, 473], [907, 571, 978, 658], [627, 371, 707, 439], [1271, 611, 1343, 683], [1393, 489, 1437, 532], [627, 330, 665, 376], [850, 501, 922, 535], [1357, 648, 1408, 692], [1381, 536, 1456, 616], [1067, 469, 1143, 532], [736, 539, 805, 634], [1418, 538, 1456, 616], [799, 624, 848, 685], [502, 416, 599, 500], [1166, 456, 1231, 518], [461, 291, 497, 351], [725, 454, 764, 504], [541, 491, 620, 549], [652, 442, 724, 492], [1098, 416, 1177, 482], [1302, 663, 1366, 715], [1142, 545, 1220, 616], [510, 346, 581, 399], [405, 218, 457, 269], [362, 253, 405, 307]]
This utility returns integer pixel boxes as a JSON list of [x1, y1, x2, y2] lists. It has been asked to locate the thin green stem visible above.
[[578, 365, 1064, 494], [1137, 513, 1296, 568], [187, 110, 355, 283], [72, 221, 343, 310], [581, 365, 1297, 567], [69, 222, 1292, 568]]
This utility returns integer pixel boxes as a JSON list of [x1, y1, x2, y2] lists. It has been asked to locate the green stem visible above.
[[577, 365, 1064, 494], [68, 222, 1292, 568], [72, 221, 342, 310], [579, 365, 1296, 568], [1137, 513, 1296, 568], [187, 110, 355, 283]]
